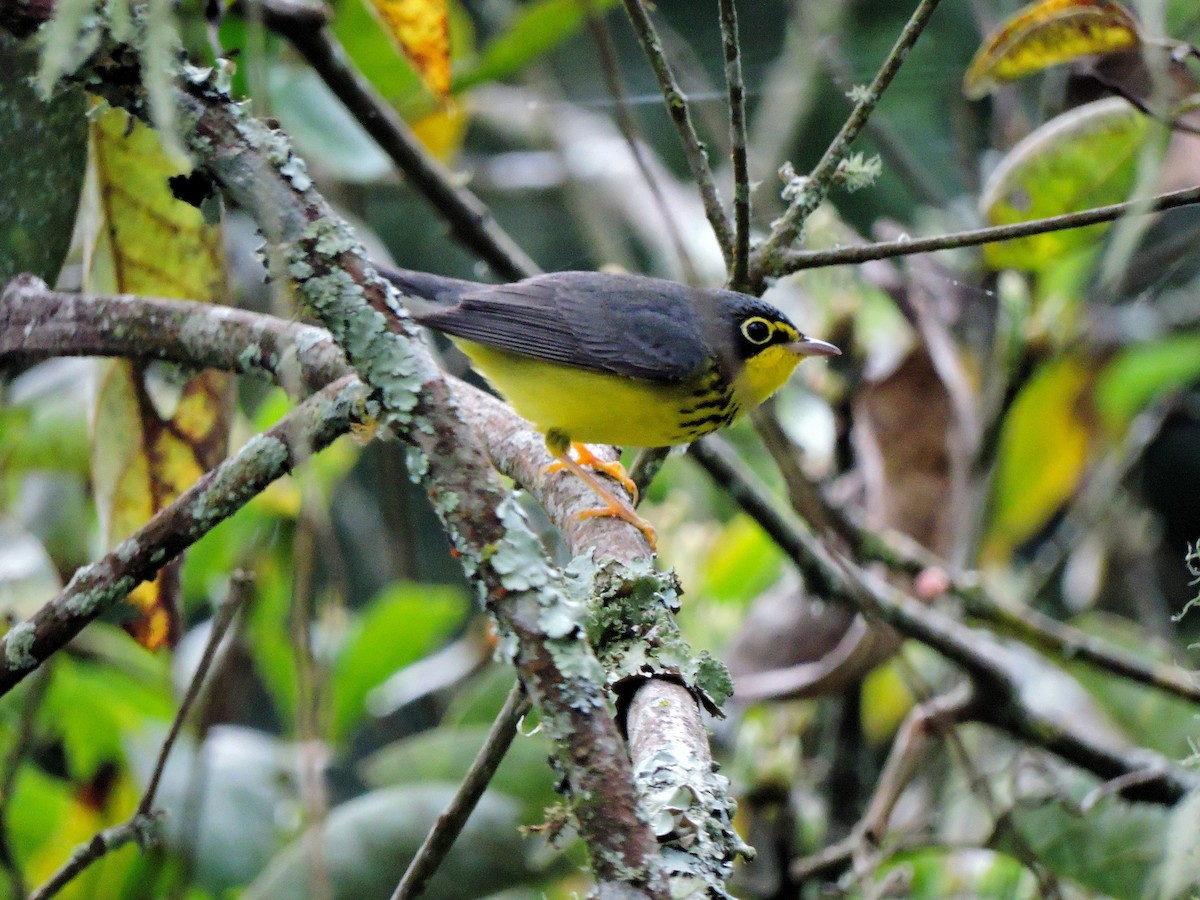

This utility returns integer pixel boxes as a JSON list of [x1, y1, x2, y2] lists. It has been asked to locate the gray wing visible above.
[[408, 271, 713, 382]]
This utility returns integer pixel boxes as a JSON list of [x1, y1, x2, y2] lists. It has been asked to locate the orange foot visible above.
[[545, 442, 639, 503], [542, 441, 656, 550]]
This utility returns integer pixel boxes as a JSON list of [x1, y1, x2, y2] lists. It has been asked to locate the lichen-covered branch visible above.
[[1, 18, 670, 885], [0, 274, 349, 391], [2, 278, 749, 894], [0, 376, 371, 695]]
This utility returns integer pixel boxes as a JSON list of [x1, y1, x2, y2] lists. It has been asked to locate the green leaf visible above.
[[878, 847, 1035, 898], [126, 726, 299, 893], [1095, 333, 1200, 431], [359, 725, 556, 820], [454, 0, 618, 92], [330, 582, 468, 741], [6, 765, 80, 867], [994, 775, 1169, 897], [243, 784, 558, 900], [985, 355, 1095, 560], [39, 656, 174, 780], [0, 33, 87, 285], [980, 98, 1148, 272], [701, 515, 786, 606], [1064, 612, 1200, 759], [0, 518, 62, 620], [1160, 786, 1200, 899], [269, 65, 393, 183]]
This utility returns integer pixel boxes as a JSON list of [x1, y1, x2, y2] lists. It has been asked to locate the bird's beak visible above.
[[787, 336, 841, 357]]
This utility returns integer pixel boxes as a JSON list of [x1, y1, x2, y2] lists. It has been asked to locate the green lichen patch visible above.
[[585, 558, 733, 711]]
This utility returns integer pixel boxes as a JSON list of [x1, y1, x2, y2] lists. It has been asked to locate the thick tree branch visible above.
[[749, 0, 945, 289]]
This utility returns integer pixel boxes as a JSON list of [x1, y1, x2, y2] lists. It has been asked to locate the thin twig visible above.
[[717, 0, 750, 289], [689, 437, 1198, 803], [585, 7, 698, 283], [30, 576, 252, 900], [750, 0, 946, 288], [770, 184, 1200, 274], [390, 681, 531, 900], [0, 377, 369, 696], [28, 820, 153, 900], [620, 0, 735, 270], [791, 685, 973, 883], [257, 0, 538, 281], [139, 573, 252, 815], [818, 37, 951, 208]]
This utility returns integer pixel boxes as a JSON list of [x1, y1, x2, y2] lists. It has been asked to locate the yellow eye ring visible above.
[[741, 317, 773, 345]]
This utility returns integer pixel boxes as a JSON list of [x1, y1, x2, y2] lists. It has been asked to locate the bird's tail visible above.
[[375, 265, 483, 318]]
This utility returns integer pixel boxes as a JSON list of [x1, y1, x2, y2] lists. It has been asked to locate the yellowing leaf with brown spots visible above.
[[963, 0, 1141, 99], [365, 0, 451, 99], [984, 355, 1098, 562], [87, 106, 232, 650]]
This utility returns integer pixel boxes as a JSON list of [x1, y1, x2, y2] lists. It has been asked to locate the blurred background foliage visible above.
[[3, 0, 1200, 896]]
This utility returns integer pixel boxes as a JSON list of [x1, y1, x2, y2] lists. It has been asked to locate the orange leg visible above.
[[542, 440, 656, 550], [545, 442, 640, 504]]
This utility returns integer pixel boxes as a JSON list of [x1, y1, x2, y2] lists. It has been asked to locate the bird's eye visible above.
[[741, 317, 773, 345]]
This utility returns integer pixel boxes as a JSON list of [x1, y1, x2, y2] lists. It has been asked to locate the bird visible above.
[[381, 266, 840, 548]]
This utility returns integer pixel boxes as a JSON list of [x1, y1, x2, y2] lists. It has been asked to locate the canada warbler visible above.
[[382, 267, 839, 547]]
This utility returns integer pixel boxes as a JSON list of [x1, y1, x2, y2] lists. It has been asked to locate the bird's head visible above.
[[715, 295, 840, 408]]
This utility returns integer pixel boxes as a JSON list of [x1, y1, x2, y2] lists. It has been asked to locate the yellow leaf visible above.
[[87, 106, 232, 651], [979, 98, 1147, 272], [984, 356, 1097, 562], [366, 0, 451, 99], [860, 659, 916, 745], [409, 96, 468, 161], [963, 0, 1141, 99]]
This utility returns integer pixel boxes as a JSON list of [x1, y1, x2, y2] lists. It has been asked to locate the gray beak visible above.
[[787, 336, 841, 357]]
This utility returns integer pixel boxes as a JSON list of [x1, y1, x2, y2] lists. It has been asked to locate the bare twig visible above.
[[750, 0, 946, 288], [0, 376, 368, 696], [791, 685, 972, 882], [585, 7, 698, 283], [257, 0, 538, 281], [140, 574, 252, 814], [390, 681, 531, 900], [620, 0, 735, 269], [27, 820, 154, 900], [769, 184, 1200, 274], [717, 0, 750, 289], [29, 575, 252, 900], [818, 37, 951, 208]]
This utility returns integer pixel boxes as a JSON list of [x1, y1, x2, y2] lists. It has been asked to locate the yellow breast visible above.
[[454, 339, 803, 448]]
